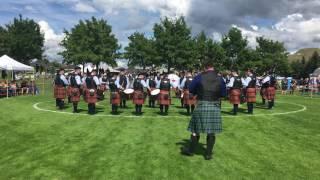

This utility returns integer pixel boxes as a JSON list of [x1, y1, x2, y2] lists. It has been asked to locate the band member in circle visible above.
[[54, 68, 69, 110], [69, 66, 82, 113]]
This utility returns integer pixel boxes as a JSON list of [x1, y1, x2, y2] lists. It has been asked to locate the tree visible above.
[[0, 26, 9, 55], [153, 16, 193, 72], [60, 17, 120, 70], [221, 27, 249, 70], [305, 51, 320, 75], [124, 32, 157, 70], [1, 15, 44, 64], [255, 37, 289, 75]]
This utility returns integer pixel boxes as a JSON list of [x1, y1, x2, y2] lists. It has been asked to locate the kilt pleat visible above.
[[229, 89, 241, 104], [246, 88, 256, 103], [54, 86, 66, 99], [70, 88, 81, 102], [188, 101, 222, 134], [266, 87, 276, 100], [133, 90, 145, 105], [183, 90, 197, 105]]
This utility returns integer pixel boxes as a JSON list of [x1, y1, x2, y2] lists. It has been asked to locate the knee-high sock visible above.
[[233, 104, 238, 115], [191, 105, 195, 113], [165, 105, 169, 113], [160, 105, 164, 113], [186, 105, 190, 114], [206, 134, 216, 156]]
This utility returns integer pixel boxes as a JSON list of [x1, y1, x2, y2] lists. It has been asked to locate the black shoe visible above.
[[205, 154, 212, 160]]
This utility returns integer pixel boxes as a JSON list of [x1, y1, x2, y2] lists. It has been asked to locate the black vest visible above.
[[54, 75, 65, 86], [248, 76, 256, 88], [70, 74, 80, 88], [233, 77, 242, 89], [196, 71, 221, 101], [160, 79, 170, 91], [133, 79, 144, 91], [109, 78, 118, 92], [184, 78, 193, 89], [119, 75, 127, 87], [148, 79, 156, 88], [86, 76, 97, 89]]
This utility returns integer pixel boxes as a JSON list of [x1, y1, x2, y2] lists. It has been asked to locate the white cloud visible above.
[[235, 13, 320, 51], [38, 21, 64, 61], [92, 0, 191, 17], [73, 2, 97, 13]]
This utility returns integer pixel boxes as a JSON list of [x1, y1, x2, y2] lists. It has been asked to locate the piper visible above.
[[84, 70, 100, 115], [227, 71, 243, 115], [109, 74, 121, 114], [69, 66, 82, 113], [54, 68, 69, 110]]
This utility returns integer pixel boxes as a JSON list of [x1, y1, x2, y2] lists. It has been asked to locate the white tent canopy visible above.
[[0, 55, 34, 71]]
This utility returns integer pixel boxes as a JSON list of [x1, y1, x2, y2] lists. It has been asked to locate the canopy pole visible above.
[[6, 77, 9, 99]]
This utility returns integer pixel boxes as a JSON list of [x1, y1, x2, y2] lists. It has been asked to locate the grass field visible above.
[[0, 87, 319, 179]]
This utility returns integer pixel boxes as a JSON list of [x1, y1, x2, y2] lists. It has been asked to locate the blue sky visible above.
[[1, 0, 320, 61]]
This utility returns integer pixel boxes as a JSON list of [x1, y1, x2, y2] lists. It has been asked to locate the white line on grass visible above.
[[33, 101, 307, 119]]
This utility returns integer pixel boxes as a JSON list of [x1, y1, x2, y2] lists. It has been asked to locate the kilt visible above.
[[54, 86, 66, 99], [158, 90, 171, 105], [229, 89, 241, 104], [148, 88, 158, 101], [183, 90, 197, 105], [246, 88, 256, 103], [66, 86, 72, 97], [84, 89, 97, 104], [133, 90, 145, 105], [261, 88, 267, 99], [110, 92, 120, 105], [100, 84, 107, 92], [70, 88, 81, 102], [120, 91, 128, 100], [266, 87, 276, 100], [188, 101, 222, 134]]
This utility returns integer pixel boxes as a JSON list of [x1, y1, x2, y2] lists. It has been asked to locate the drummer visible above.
[[108, 74, 121, 114], [146, 74, 157, 108], [133, 74, 148, 115], [157, 73, 171, 114], [116, 70, 129, 108]]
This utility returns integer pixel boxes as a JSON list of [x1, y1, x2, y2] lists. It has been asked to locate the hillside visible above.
[[288, 48, 320, 62]]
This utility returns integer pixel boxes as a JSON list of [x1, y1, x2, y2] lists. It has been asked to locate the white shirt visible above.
[[115, 76, 129, 89], [60, 75, 69, 85], [227, 77, 235, 88], [69, 75, 82, 86], [93, 76, 100, 86], [242, 76, 252, 87], [262, 76, 270, 84]]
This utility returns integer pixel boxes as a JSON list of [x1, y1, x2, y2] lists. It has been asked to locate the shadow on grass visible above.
[[176, 139, 206, 157]]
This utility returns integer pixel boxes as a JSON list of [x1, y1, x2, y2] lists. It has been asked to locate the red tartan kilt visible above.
[[261, 88, 267, 99], [110, 92, 120, 105], [158, 90, 171, 105], [148, 88, 158, 100], [246, 88, 256, 103], [66, 86, 72, 96], [266, 87, 276, 100], [133, 91, 145, 105], [54, 86, 66, 99], [183, 90, 197, 105], [85, 89, 97, 104], [229, 89, 241, 104], [100, 85, 107, 92], [70, 88, 81, 102]]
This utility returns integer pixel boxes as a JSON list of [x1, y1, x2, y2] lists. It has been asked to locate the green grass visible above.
[[0, 89, 319, 179]]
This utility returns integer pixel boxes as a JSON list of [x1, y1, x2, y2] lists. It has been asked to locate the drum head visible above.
[[151, 89, 160, 96], [124, 89, 134, 94]]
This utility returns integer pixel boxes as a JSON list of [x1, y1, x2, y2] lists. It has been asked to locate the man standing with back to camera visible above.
[[181, 60, 226, 160]]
